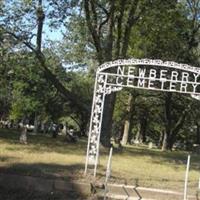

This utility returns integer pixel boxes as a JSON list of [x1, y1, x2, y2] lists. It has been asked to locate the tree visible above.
[[121, 0, 200, 148], [84, 0, 153, 146], [121, 91, 139, 145], [160, 0, 200, 150], [0, 30, 18, 119], [63, 72, 93, 134], [0, 50, 12, 119], [0, 0, 88, 116]]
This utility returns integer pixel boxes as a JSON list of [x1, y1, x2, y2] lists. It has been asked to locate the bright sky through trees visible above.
[[43, 24, 63, 41]]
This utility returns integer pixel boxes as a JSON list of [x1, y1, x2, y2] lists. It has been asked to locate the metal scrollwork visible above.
[[87, 74, 106, 166], [85, 58, 200, 177], [97, 58, 200, 74], [105, 86, 123, 94]]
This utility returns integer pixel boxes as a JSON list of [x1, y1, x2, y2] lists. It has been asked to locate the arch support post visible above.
[[85, 73, 107, 177]]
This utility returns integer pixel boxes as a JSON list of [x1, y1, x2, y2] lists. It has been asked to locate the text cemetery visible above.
[[105, 66, 200, 94]]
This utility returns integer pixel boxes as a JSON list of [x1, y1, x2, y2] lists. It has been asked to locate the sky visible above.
[[44, 26, 63, 41], [42, 23, 88, 72], [43, 20, 65, 42]]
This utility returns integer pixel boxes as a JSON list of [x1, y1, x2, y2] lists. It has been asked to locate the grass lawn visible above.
[[0, 128, 200, 196]]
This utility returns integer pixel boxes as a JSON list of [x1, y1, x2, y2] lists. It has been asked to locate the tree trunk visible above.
[[128, 118, 134, 144], [196, 123, 200, 144], [161, 131, 168, 151], [134, 123, 141, 143], [100, 93, 116, 147], [163, 93, 172, 150], [20, 126, 27, 144], [166, 134, 174, 150], [121, 120, 130, 145], [20, 119, 28, 145], [84, 0, 143, 148], [140, 117, 147, 143], [158, 130, 164, 148], [163, 92, 189, 150], [34, 115, 39, 134], [121, 93, 134, 145], [163, 127, 177, 151]]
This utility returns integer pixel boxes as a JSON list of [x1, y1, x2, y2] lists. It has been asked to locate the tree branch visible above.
[[95, 1, 110, 35], [90, 0, 98, 30], [104, 0, 115, 61], [36, 0, 45, 52], [2, 29, 89, 112], [3, 30, 37, 53], [115, 0, 127, 58], [84, 0, 103, 62], [95, 2, 109, 16], [70, 115, 81, 128], [98, 16, 110, 35], [121, 0, 140, 57], [172, 105, 190, 135]]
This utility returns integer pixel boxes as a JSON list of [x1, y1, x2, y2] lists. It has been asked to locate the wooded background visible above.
[[0, 0, 200, 150]]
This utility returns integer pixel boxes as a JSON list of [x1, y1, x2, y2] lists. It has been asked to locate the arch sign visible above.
[[84, 58, 200, 176]]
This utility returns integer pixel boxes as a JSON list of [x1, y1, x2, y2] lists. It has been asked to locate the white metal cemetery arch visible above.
[[85, 58, 200, 177]]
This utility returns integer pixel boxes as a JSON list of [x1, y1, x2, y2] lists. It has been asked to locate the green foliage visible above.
[[0, 0, 200, 148], [129, 1, 189, 61], [7, 52, 44, 120], [62, 71, 93, 132]]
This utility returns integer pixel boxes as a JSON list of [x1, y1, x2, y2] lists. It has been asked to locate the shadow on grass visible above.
[[0, 162, 93, 200], [0, 162, 83, 179], [0, 156, 20, 162], [0, 128, 87, 155]]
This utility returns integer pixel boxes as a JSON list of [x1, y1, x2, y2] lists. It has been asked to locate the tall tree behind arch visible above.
[[84, 0, 151, 146]]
